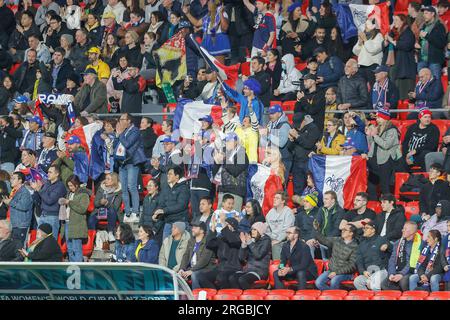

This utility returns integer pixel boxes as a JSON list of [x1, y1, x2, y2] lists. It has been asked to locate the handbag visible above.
[[59, 204, 68, 221], [96, 207, 108, 220]]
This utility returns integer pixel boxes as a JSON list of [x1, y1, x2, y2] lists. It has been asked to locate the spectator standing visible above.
[[140, 117, 157, 159], [314, 47, 345, 90], [35, 0, 60, 32], [112, 60, 145, 115], [102, 0, 126, 25], [294, 74, 326, 131], [3, 172, 32, 245]]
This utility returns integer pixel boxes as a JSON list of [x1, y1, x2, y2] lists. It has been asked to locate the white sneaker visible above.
[[108, 232, 116, 242], [130, 213, 140, 223], [123, 214, 132, 223]]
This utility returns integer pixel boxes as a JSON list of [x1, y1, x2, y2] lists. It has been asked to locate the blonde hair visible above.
[[265, 147, 286, 185], [105, 172, 119, 188]]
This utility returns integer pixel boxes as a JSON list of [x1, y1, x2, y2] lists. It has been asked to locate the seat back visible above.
[[82, 230, 97, 257], [265, 294, 290, 300], [213, 294, 238, 300]]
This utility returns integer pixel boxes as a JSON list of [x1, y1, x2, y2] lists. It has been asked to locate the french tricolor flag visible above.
[[308, 155, 367, 210], [173, 99, 223, 139], [65, 122, 103, 157], [247, 164, 284, 216]]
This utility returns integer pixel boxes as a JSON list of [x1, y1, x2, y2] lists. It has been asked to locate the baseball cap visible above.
[[81, 68, 97, 76], [43, 131, 57, 139], [422, 6, 437, 14], [87, 47, 101, 55], [179, 20, 191, 29], [268, 104, 283, 114], [373, 65, 390, 74], [303, 73, 317, 81], [313, 47, 327, 57], [102, 11, 116, 19], [361, 220, 377, 231], [224, 132, 238, 142], [199, 115, 213, 124], [191, 220, 207, 233], [67, 135, 81, 145], [13, 95, 29, 104], [161, 136, 178, 144], [28, 116, 43, 126]]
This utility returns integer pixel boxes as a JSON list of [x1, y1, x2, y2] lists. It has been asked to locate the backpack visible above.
[[400, 174, 428, 193]]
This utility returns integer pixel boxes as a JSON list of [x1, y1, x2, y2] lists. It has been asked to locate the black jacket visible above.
[[158, 179, 190, 223], [337, 72, 370, 109], [375, 206, 406, 243], [239, 235, 271, 279], [266, 60, 282, 92], [317, 204, 346, 237], [385, 27, 416, 80], [419, 180, 450, 216], [8, 23, 40, 51], [420, 20, 447, 66], [112, 75, 144, 114], [13, 61, 40, 94], [0, 4, 15, 48], [251, 70, 271, 109], [47, 58, 74, 93], [287, 121, 321, 163], [140, 127, 157, 158], [356, 235, 390, 274], [417, 245, 445, 278], [295, 88, 326, 131], [0, 238, 23, 261], [280, 239, 318, 277], [28, 236, 63, 262], [206, 227, 241, 272], [45, 23, 72, 51], [140, 193, 164, 233], [402, 122, 440, 162], [0, 125, 21, 163]]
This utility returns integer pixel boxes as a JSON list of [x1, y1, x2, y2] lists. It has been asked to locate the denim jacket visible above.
[[9, 186, 33, 229]]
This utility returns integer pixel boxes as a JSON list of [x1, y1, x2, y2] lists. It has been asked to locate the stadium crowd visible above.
[[0, 0, 450, 297]]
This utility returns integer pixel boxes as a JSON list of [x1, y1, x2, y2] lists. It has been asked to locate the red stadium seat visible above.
[[281, 101, 296, 112], [243, 289, 268, 296], [348, 290, 375, 298], [371, 295, 398, 300], [270, 101, 282, 107], [367, 201, 382, 214], [213, 294, 239, 300], [82, 230, 96, 257], [344, 295, 370, 300], [27, 230, 37, 247], [265, 294, 290, 300], [239, 294, 265, 300], [374, 290, 402, 298], [291, 294, 317, 300], [394, 172, 428, 201], [404, 201, 420, 220], [295, 290, 321, 298], [428, 292, 450, 300], [396, 100, 409, 120], [318, 295, 343, 300], [162, 103, 177, 120], [192, 288, 217, 296], [269, 289, 295, 297], [433, 120, 450, 144], [266, 260, 281, 287], [217, 289, 242, 296], [398, 296, 423, 300], [320, 290, 348, 298]]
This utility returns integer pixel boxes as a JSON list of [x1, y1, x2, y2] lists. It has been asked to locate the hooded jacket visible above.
[[265, 206, 295, 243], [239, 234, 271, 279], [421, 200, 450, 239], [206, 226, 241, 272], [277, 54, 301, 94]]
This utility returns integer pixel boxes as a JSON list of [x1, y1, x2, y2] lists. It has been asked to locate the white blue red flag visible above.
[[308, 155, 367, 209], [173, 99, 222, 139], [247, 164, 284, 216]]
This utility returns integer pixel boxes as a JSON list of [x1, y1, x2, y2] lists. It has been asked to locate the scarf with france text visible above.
[[415, 242, 440, 274]]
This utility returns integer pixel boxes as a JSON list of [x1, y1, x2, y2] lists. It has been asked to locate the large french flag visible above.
[[195, 40, 240, 88], [349, 2, 390, 35], [247, 164, 284, 216], [66, 122, 103, 157], [173, 99, 223, 139], [308, 155, 367, 210]]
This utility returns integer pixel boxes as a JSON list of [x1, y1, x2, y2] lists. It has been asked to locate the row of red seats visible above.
[[193, 288, 450, 300]]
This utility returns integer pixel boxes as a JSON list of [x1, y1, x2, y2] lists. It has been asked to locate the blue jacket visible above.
[[222, 82, 264, 125], [317, 55, 344, 89], [115, 125, 147, 166], [33, 180, 67, 216], [71, 148, 89, 184], [415, 77, 444, 109], [115, 241, 136, 262], [9, 186, 33, 229], [132, 239, 160, 264], [344, 115, 368, 155], [37, 147, 58, 173]]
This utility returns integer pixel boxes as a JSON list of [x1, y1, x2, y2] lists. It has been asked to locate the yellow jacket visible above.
[[235, 127, 259, 163], [318, 133, 346, 155], [86, 60, 111, 80]]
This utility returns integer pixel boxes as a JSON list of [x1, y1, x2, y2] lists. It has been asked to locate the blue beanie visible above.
[[243, 78, 261, 95], [288, 2, 302, 13]]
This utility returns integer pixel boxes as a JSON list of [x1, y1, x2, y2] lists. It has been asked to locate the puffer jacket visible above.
[[314, 230, 358, 275], [277, 54, 301, 94], [336, 72, 370, 109], [239, 234, 271, 279], [158, 178, 190, 223]]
